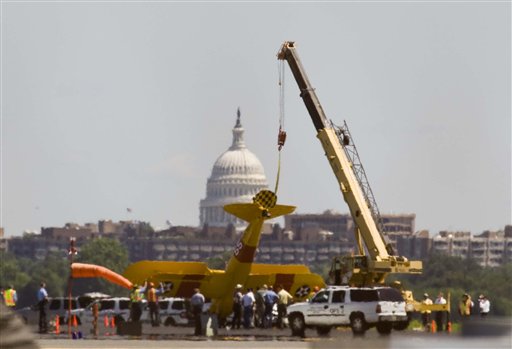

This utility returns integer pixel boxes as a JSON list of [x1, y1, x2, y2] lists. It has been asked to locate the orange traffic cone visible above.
[[104, 315, 109, 328], [72, 315, 78, 328], [111, 316, 116, 328], [447, 321, 452, 333], [431, 320, 437, 333], [55, 315, 60, 334]]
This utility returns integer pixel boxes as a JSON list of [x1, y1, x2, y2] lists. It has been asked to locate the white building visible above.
[[199, 108, 269, 230], [431, 229, 512, 267]]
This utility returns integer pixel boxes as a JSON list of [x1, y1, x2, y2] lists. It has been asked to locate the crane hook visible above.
[[277, 127, 287, 151]]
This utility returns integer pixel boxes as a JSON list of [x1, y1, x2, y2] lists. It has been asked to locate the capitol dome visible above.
[[199, 108, 269, 229]]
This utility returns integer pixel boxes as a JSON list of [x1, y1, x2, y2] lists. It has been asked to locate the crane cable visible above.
[[274, 60, 287, 194]]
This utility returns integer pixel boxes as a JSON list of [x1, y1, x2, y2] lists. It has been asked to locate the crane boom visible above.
[[278, 41, 422, 286]]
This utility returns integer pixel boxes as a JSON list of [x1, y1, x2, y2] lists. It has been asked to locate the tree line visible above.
[[0, 238, 129, 308]]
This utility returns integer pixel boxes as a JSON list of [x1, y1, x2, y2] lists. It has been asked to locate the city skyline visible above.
[[2, 3, 510, 237]]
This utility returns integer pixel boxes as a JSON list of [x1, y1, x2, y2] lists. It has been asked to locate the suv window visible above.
[[377, 288, 403, 302], [49, 299, 78, 310], [332, 290, 345, 303], [119, 300, 130, 310], [100, 300, 115, 310], [49, 299, 61, 310], [350, 289, 379, 302], [171, 300, 184, 310], [159, 300, 169, 309], [311, 291, 329, 303]]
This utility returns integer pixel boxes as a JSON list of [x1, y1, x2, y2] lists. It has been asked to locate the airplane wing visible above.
[[123, 260, 227, 298], [224, 203, 296, 222]]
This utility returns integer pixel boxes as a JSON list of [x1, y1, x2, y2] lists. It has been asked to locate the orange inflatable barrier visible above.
[[71, 263, 133, 289]]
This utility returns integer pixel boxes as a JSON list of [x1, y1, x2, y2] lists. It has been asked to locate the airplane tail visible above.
[[224, 190, 295, 222]]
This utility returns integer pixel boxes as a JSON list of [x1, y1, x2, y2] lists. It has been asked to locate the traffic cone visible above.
[[54, 315, 60, 334], [431, 320, 437, 333], [72, 315, 78, 328], [447, 321, 452, 333], [110, 316, 115, 328], [104, 315, 109, 328]]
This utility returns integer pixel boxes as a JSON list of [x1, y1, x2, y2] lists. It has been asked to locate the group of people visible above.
[[420, 291, 491, 332], [188, 283, 297, 336], [231, 284, 293, 330], [2, 281, 49, 334], [129, 281, 164, 326], [457, 293, 491, 318]]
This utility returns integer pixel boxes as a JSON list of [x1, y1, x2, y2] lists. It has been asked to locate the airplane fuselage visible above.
[[209, 216, 265, 318]]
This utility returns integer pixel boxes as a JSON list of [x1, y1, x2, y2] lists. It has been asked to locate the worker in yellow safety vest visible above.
[[421, 293, 433, 329], [4, 285, 17, 308], [129, 283, 144, 322]]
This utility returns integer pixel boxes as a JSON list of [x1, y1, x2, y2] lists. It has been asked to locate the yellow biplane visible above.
[[123, 190, 325, 319]]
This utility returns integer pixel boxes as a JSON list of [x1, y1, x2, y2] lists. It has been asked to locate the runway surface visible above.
[[32, 320, 511, 349]]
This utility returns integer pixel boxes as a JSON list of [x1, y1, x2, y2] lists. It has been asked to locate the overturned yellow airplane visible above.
[[123, 190, 325, 319]]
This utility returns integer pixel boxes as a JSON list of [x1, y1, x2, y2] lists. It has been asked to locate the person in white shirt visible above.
[[241, 288, 256, 329], [478, 294, 490, 317], [434, 292, 447, 331], [190, 288, 205, 335]]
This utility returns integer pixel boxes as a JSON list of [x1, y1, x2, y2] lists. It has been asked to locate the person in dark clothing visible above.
[[190, 288, 205, 335], [263, 286, 278, 328], [37, 282, 48, 333], [129, 284, 143, 322], [434, 292, 447, 332], [147, 282, 162, 326], [231, 284, 243, 329]]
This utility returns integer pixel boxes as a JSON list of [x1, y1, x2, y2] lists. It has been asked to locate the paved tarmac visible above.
[[32, 319, 512, 349]]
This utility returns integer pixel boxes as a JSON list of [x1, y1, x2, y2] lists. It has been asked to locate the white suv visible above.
[[287, 285, 408, 336], [78, 297, 148, 324], [158, 298, 189, 326], [17, 297, 83, 326]]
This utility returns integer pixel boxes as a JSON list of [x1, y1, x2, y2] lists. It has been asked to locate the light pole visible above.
[[67, 237, 77, 337]]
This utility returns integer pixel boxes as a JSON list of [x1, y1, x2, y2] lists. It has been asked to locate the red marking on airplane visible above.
[[234, 242, 257, 263], [176, 281, 201, 297], [183, 274, 206, 280], [275, 274, 295, 291]]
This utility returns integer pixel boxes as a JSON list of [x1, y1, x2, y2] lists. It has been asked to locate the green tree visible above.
[[74, 237, 130, 296], [392, 254, 512, 316], [206, 251, 231, 270], [13, 252, 70, 307], [0, 251, 31, 292]]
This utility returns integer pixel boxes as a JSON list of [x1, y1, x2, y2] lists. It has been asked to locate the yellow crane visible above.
[[277, 41, 423, 287]]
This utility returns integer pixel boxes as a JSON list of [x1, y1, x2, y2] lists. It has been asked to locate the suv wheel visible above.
[[114, 315, 125, 325], [393, 320, 409, 331], [376, 322, 392, 335], [164, 317, 175, 326], [289, 314, 305, 337], [316, 326, 332, 336], [350, 314, 366, 335]]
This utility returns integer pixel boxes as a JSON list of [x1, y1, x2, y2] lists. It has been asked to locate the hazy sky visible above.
[[1, 1, 510, 237]]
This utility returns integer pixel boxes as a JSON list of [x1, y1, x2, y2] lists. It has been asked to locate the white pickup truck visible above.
[[287, 285, 408, 336]]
